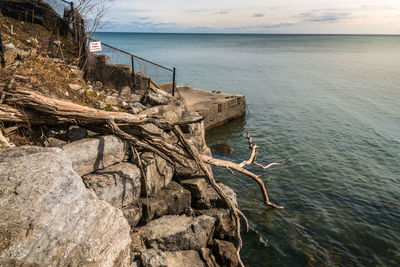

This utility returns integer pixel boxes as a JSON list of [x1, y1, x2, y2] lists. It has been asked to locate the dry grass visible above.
[[0, 14, 104, 107], [0, 14, 111, 145]]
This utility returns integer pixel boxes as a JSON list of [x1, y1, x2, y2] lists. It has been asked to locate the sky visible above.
[[100, 0, 400, 34]]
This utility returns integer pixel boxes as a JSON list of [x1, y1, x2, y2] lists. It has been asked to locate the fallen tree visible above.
[[0, 83, 287, 267]]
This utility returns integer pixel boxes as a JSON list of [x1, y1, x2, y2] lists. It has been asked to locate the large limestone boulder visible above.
[[140, 104, 185, 125], [138, 104, 186, 142], [140, 249, 205, 267], [139, 152, 174, 197], [0, 146, 131, 266], [63, 135, 127, 176], [0, 257, 44, 266], [122, 203, 142, 227], [82, 162, 141, 208], [140, 181, 191, 223], [139, 105, 212, 180], [199, 209, 235, 240], [131, 215, 216, 252], [174, 111, 213, 179], [199, 248, 220, 267], [141, 87, 176, 106], [181, 179, 237, 209], [212, 240, 238, 267]]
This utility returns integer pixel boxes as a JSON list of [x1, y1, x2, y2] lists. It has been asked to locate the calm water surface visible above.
[[94, 33, 400, 266]]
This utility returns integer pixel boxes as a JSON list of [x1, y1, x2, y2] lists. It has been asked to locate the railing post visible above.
[[172, 67, 176, 96], [131, 55, 135, 91]]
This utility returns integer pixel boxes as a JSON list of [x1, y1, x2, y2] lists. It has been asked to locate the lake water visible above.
[[94, 33, 400, 266]]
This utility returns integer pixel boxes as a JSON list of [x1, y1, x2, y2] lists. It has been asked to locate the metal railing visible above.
[[88, 37, 176, 96], [0, 0, 177, 96]]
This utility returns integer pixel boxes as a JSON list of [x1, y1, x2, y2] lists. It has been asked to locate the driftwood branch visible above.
[[1, 86, 288, 266]]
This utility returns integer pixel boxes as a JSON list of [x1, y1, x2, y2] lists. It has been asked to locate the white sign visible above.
[[89, 41, 102, 52]]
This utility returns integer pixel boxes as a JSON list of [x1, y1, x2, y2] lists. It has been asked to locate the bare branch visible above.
[[1, 87, 289, 265]]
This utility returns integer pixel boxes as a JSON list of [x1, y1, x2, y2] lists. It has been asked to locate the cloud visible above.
[[102, 17, 119, 23], [224, 22, 295, 32], [258, 22, 294, 28], [299, 11, 352, 23], [252, 13, 265, 18], [185, 9, 210, 13], [359, 4, 395, 10], [214, 11, 229, 15]]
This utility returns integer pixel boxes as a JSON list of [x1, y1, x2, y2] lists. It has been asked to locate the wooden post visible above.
[[131, 56, 135, 91], [25, 9, 28, 22], [32, 8, 34, 23], [70, 2, 76, 38], [80, 18, 87, 67], [172, 67, 176, 96]]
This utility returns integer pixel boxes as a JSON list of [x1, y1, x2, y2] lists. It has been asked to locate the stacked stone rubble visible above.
[[0, 89, 240, 267]]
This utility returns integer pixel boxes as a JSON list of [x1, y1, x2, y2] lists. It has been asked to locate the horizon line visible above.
[[95, 31, 400, 36]]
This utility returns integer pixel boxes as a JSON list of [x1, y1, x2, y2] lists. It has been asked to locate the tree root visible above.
[[1, 85, 289, 266]]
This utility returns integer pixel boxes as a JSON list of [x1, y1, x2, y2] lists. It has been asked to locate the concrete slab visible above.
[[160, 83, 246, 130]]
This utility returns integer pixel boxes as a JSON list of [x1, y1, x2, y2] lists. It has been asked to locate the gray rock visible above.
[[130, 231, 147, 252], [71, 68, 84, 79], [98, 101, 107, 109], [0, 146, 131, 266], [128, 107, 140, 114], [82, 162, 141, 208], [0, 131, 10, 148], [141, 87, 176, 106], [199, 248, 220, 267], [16, 48, 30, 59], [165, 250, 205, 267], [4, 43, 17, 65], [181, 179, 237, 209], [140, 249, 205, 267], [62, 135, 127, 176], [140, 181, 191, 223], [121, 86, 132, 96], [122, 203, 143, 227], [140, 249, 166, 267], [138, 152, 174, 197], [43, 137, 67, 148], [67, 126, 88, 142], [210, 141, 235, 154], [130, 102, 147, 111], [198, 209, 235, 240], [0, 257, 44, 266], [131, 215, 215, 251], [139, 104, 184, 125], [212, 240, 238, 267], [30, 49, 37, 57], [68, 83, 82, 91], [173, 112, 213, 179], [105, 95, 119, 105]]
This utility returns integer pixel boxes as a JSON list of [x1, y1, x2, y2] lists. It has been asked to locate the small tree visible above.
[[74, 0, 114, 37]]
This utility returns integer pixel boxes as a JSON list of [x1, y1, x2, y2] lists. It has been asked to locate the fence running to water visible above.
[[88, 37, 176, 96], [0, 0, 177, 95]]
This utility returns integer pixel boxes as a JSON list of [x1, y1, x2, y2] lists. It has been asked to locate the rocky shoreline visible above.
[[0, 96, 239, 267], [1, 13, 244, 266]]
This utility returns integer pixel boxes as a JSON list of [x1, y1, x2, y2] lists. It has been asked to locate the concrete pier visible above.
[[163, 85, 246, 130]]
